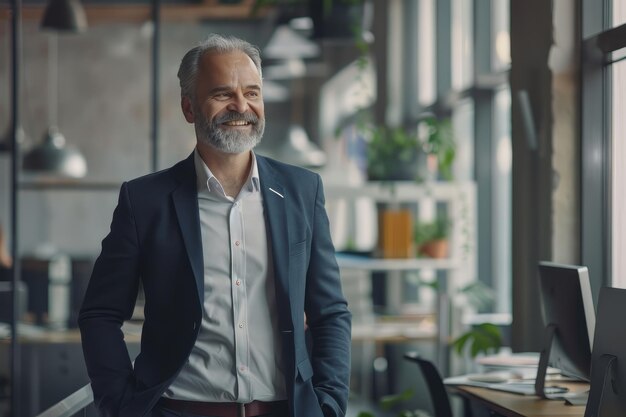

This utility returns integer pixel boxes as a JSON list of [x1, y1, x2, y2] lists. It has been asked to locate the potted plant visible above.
[[366, 125, 423, 182], [414, 215, 450, 259], [364, 115, 456, 184]]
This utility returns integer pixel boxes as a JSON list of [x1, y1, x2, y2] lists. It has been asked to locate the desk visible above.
[[453, 382, 588, 417]]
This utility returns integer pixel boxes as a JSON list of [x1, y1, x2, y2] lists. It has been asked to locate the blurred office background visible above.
[[0, 0, 624, 415]]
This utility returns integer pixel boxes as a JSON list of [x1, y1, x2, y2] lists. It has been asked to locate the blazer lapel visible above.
[[257, 156, 293, 331], [171, 154, 204, 302]]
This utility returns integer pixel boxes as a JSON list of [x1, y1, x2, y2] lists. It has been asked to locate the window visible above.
[[581, 0, 626, 293], [418, 0, 436, 105], [611, 60, 626, 287], [614, 0, 626, 27], [451, 0, 473, 91], [492, 0, 510, 70], [493, 87, 512, 312], [397, 0, 511, 318]]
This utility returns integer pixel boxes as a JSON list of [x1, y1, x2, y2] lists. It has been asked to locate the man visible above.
[[78, 34, 351, 417]]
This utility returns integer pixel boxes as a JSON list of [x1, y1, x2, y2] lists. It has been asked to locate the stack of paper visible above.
[[443, 352, 566, 396]]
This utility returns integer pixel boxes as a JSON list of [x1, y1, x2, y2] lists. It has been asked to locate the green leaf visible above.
[[356, 412, 376, 417], [420, 280, 439, 291], [452, 332, 472, 355], [452, 323, 503, 358], [379, 388, 414, 410]]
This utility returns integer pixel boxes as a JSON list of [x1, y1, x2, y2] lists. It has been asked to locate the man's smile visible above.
[[222, 120, 253, 126]]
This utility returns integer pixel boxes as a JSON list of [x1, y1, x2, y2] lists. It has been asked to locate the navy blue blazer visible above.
[[78, 153, 352, 417]]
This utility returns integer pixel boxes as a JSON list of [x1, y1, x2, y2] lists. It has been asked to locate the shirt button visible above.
[[240, 366, 245, 372], [238, 322, 244, 328], [235, 280, 241, 286], [235, 241, 240, 246]]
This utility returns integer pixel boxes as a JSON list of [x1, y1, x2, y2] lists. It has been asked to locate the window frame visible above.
[[581, 0, 626, 299]]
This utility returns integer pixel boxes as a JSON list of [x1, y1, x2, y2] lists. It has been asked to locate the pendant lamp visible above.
[[277, 124, 327, 168], [23, 34, 87, 178], [41, 0, 87, 32], [23, 127, 87, 178], [264, 24, 320, 60]]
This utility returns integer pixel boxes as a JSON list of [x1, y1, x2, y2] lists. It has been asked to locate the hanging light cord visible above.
[[48, 33, 58, 129]]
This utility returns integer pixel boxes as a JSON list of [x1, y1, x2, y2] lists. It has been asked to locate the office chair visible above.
[[403, 351, 453, 417]]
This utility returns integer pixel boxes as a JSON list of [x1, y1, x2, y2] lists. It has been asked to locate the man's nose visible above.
[[227, 93, 249, 113]]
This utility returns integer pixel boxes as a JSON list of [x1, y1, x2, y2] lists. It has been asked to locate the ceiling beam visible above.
[[0, 1, 271, 24]]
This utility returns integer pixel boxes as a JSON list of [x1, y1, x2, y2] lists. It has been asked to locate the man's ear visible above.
[[181, 96, 194, 123]]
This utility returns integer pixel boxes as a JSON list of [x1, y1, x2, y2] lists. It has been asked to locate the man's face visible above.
[[185, 51, 265, 154]]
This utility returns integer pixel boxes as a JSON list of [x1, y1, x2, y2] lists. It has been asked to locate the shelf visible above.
[[336, 253, 458, 271], [325, 181, 476, 203], [351, 319, 437, 342], [18, 180, 122, 191], [330, 180, 477, 379]]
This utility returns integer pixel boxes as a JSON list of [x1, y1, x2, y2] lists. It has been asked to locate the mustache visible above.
[[214, 111, 259, 125]]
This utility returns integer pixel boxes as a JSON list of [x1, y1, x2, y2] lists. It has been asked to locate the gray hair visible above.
[[177, 34, 263, 100]]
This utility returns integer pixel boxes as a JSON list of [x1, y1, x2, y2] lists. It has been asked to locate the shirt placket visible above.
[[230, 199, 250, 401]]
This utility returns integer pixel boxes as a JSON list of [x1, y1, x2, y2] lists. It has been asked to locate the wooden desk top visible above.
[[454, 382, 589, 417]]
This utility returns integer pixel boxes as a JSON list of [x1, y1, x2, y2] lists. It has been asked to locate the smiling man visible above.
[[78, 34, 351, 417]]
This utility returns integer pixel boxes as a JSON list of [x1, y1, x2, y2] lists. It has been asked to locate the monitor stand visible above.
[[564, 391, 589, 406], [535, 323, 556, 399], [536, 324, 591, 406], [535, 324, 589, 405]]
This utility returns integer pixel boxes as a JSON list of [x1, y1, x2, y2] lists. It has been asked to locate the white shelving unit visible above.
[[336, 254, 460, 271], [326, 181, 477, 379]]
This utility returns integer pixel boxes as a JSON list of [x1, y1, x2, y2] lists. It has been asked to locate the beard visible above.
[[194, 106, 265, 154]]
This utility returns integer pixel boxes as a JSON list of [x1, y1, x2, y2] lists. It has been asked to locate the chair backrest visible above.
[[403, 351, 453, 417]]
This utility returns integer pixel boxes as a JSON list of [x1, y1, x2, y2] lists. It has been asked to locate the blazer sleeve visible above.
[[305, 175, 352, 417], [78, 182, 140, 417]]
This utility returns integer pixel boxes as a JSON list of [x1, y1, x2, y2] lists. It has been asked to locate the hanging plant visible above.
[[418, 116, 456, 181]]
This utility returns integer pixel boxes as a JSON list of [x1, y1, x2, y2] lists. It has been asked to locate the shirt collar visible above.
[[193, 148, 260, 195]]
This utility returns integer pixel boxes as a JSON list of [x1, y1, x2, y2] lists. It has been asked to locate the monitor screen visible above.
[[585, 287, 626, 417], [535, 262, 595, 397]]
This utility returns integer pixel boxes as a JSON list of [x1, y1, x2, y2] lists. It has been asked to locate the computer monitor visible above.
[[535, 261, 595, 399], [584, 287, 626, 417]]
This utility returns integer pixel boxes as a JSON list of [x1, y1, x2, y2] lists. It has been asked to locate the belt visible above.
[[158, 398, 287, 417]]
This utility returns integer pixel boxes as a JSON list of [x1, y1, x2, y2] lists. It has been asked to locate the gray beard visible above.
[[194, 109, 265, 154]]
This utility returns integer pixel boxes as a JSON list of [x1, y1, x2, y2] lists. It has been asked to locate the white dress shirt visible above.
[[164, 149, 286, 402]]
